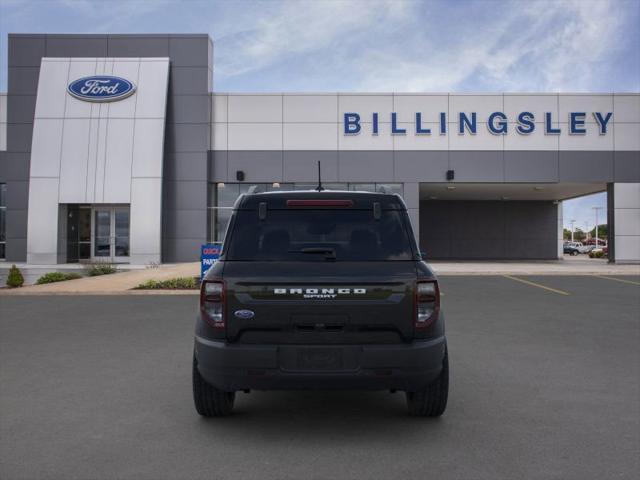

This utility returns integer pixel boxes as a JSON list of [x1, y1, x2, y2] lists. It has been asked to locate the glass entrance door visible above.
[[92, 206, 130, 263]]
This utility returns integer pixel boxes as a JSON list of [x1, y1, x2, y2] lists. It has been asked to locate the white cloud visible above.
[[213, 0, 636, 92]]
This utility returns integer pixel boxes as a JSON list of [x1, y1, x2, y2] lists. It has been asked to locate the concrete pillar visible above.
[[557, 201, 564, 259], [402, 182, 420, 244], [610, 183, 640, 263]]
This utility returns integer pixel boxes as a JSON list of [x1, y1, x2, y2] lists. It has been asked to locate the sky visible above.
[[1, 0, 638, 229]]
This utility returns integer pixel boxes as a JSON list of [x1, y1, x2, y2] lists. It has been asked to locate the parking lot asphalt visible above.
[[1, 275, 638, 480]]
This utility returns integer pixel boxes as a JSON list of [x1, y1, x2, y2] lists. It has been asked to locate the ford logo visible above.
[[234, 310, 255, 320], [67, 76, 136, 102]]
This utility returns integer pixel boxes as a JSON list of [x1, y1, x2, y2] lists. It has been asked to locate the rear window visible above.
[[225, 209, 415, 261]]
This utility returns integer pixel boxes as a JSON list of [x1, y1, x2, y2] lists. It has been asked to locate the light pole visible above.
[[570, 219, 576, 242], [592, 206, 604, 248]]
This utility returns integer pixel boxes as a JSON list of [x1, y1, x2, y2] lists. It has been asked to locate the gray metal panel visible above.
[[449, 151, 504, 182], [504, 150, 559, 182], [8, 35, 45, 67], [5, 180, 29, 209], [504, 202, 557, 258], [208, 151, 228, 182], [163, 209, 208, 239], [283, 151, 339, 182], [169, 36, 211, 67], [6, 208, 28, 240], [165, 152, 209, 181], [165, 124, 209, 153], [8, 67, 40, 95], [420, 200, 557, 259], [7, 95, 36, 124], [6, 125, 32, 153], [45, 35, 108, 57], [614, 151, 640, 182], [559, 151, 614, 182], [5, 236, 27, 262], [1, 153, 30, 181], [227, 151, 284, 182], [107, 35, 170, 57], [169, 67, 210, 95], [162, 237, 203, 262], [163, 180, 207, 210], [394, 151, 449, 182], [337, 151, 394, 182], [167, 95, 210, 124]]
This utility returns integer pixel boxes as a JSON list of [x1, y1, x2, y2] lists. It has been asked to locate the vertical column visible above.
[[403, 182, 420, 245], [611, 183, 640, 263], [557, 201, 564, 259]]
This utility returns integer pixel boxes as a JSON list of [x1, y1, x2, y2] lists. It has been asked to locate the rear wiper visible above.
[[288, 247, 337, 260]]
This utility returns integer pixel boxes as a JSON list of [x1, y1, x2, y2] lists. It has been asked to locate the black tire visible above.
[[406, 347, 449, 417], [572, 250, 579, 256], [192, 355, 235, 417]]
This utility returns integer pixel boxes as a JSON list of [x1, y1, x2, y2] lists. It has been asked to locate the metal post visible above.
[[592, 206, 603, 248], [570, 219, 576, 242]]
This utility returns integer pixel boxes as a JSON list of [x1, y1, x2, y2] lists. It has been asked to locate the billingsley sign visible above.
[[343, 111, 613, 136]]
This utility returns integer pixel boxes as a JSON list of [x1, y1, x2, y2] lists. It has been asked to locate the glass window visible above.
[[226, 209, 414, 262], [349, 183, 376, 192], [206, 182, 407, 244]]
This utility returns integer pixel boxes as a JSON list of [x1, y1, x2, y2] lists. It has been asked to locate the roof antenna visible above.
[[316, 160, 324, 191]]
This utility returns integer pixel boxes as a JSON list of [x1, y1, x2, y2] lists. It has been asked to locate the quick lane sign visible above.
[[201, 244, 222, 280], [343, 111, 613, 136]]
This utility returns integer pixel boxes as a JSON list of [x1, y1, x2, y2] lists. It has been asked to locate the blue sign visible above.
[[344, 111, 613, 136], [67, 76, 136, 102], [201, 243, 222, 280]]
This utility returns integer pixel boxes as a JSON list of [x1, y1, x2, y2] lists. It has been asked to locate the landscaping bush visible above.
[[134, 277, 199, 290], [589, 250, 606, 259], [6, 265, 24, 288], [36, 272, 83, 285], [85, 263, 117, 276]]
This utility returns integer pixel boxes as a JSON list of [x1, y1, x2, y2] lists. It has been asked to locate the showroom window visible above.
[[0, 183, 6, 259], [207, 182, 403, 243]]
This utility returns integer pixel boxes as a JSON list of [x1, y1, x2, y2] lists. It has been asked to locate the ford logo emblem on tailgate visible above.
[[234, 309, 255, 319], [67, 76, 136, 102]]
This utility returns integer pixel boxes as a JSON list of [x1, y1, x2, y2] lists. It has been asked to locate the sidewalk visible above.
[[1, 259, 638, 295], [428, 257, 640, 276], [0, 263, 199, 295]]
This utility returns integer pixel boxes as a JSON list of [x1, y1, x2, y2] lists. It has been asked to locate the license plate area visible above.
[[279, 346, 361, 372]]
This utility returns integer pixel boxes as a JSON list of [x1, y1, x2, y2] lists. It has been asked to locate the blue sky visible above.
[[1, 0, 638, 229]]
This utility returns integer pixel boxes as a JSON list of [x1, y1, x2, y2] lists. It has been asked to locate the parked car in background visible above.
[[581, 244, 596, 254], [563, 242, 582, 256]]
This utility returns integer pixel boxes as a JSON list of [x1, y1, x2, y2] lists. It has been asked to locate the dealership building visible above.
[[0, 33, 638, 264]]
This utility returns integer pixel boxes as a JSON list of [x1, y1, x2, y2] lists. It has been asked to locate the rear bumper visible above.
[[194, 335, 447, 392]]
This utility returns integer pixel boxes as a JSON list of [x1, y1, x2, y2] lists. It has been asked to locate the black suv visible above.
[[193, 190, 448, 416]]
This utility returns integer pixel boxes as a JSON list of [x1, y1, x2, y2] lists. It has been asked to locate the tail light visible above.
[[415, 280, 440, 328], [200, 280, 225, 329]]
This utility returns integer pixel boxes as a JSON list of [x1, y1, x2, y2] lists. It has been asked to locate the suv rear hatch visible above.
[[218, 193, 420, 345]]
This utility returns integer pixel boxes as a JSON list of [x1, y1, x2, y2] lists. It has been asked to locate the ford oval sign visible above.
[[67, 76, 136, 102], [234, 310, 255, 320]]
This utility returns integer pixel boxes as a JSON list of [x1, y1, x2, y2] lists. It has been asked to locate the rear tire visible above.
[[192, 355, 235, 417], [406, 347, 449, 417]]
